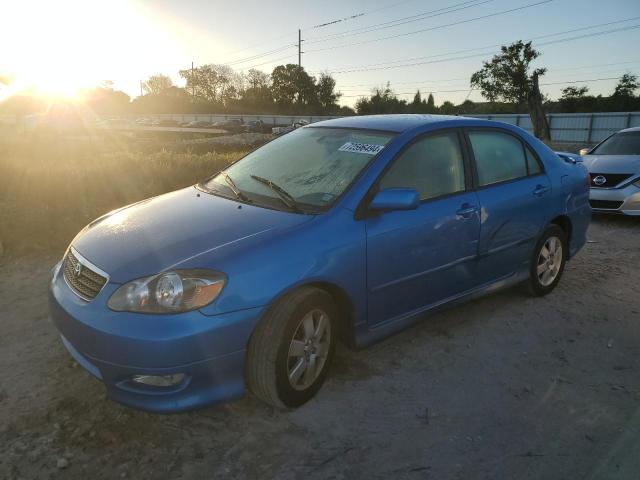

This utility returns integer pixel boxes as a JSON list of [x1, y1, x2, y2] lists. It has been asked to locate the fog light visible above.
[[131, 373, 186, 387]]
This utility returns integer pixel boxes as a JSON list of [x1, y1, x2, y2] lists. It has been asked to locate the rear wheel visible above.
[[246, 287, 337, 408], [526, 224, 567, 296]]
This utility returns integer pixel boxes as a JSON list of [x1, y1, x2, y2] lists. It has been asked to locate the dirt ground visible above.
[[1, 214, 639, 480]]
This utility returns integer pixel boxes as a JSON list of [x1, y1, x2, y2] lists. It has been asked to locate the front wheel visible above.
[[526, 224, 568, 296], [246, 287, 337, 408]]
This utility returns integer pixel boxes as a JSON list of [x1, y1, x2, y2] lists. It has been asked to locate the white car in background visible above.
[[580, 127, 640, 215]]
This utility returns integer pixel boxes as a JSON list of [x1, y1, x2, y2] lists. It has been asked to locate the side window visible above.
[[469, 131, 528, 186], [379, 132, 466, 200], [525, 146, 542, 174]]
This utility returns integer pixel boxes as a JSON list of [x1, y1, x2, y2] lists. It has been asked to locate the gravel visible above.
[[1, 215, 639, 480]]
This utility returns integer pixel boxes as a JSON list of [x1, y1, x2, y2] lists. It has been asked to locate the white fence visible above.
[[468, 112, 640, 144], [2, 111, 639, 144], [124, 111, 640, 143]]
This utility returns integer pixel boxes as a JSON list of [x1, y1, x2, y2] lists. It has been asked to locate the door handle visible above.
[[456, 204, 479, 218], [533, 185, 550, 197]]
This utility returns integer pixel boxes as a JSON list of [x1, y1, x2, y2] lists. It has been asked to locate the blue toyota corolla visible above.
[[49, 115, 591, 412]]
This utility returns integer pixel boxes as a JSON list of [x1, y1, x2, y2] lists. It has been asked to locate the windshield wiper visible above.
[[219, 171, 251, 203], [250, 175, 303, 213]]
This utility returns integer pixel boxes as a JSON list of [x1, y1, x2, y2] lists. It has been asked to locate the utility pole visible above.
[[297, 29, 303, 67]]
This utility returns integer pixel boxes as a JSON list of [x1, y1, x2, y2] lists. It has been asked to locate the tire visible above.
[[246, 287, 337, 408], [526, 224, 568, 296]]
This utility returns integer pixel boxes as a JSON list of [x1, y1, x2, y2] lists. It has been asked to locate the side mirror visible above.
[[370, 188, 419, 211], [579, 147, 591, 156]]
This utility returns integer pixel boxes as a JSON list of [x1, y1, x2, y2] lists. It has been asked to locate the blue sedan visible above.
[[49, 115, 591, 412]]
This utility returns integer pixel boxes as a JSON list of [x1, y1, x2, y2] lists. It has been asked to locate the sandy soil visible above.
[[1, 215, 639, 480]]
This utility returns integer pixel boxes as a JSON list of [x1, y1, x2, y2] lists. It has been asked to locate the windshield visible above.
[[202, 127, 394, 212], [591, 131, 640, 155]]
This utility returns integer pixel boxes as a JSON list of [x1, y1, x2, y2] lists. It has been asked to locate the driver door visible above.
[[365, 130, 481, 326]]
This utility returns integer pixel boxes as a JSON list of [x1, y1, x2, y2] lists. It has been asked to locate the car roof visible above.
[[619, 126, 640, 133], [309, 114, 493, 133]]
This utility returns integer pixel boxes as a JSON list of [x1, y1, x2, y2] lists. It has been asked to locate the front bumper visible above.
[[589, 183, 640, 216], [48, 262, 264, 413]]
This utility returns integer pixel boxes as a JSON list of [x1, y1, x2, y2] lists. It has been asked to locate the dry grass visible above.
[[0, 128, 249, 257]]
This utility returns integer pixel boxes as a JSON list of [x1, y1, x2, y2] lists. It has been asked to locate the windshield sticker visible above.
[[338, 142, 385, 155]]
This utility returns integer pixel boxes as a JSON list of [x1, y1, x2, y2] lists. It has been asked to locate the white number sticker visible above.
[[338, 142, 385, 155]]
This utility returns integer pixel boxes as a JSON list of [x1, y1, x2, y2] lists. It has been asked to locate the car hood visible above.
[[581, 154, 640, 173], [72, 187, 312, 283]]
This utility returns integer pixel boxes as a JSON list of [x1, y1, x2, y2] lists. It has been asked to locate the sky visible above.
[[1, 0, 640, 107]]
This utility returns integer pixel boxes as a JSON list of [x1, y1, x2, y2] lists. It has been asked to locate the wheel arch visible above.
[[305, 281, 357, 349], [550, 214, 573, 251], [252, 280, 358, 350]]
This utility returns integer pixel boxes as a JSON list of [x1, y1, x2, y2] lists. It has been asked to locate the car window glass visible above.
[[525, 146, 542, 174], [205, 127, 394, 209], [379, 132, 466, 200], [590, 131, 640, 155], [469, 131, 528, 186]]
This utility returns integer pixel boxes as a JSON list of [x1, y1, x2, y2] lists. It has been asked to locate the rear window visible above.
[[591, 131, 640, 155]]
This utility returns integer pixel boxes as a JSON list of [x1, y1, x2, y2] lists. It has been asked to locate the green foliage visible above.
[[613, 73, 639, 97], [142, 74, 174, 96], [470, 41, 545, 107], [560, 86, 589, 100], [270, 64, 318, 111], [355, 84, 408, 114], [0, 132, 251, 256], [317, 73, 342, 111]]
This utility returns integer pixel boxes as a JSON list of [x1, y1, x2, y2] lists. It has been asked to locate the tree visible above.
[[471, 41, 549, 139], [527, 72, 550, 140], [355, 84, 407, 115], [82, 85, 130, 114], [240, 69, 273, 111], [142, 74, 173, 96], [426, 93, 435, 113], [179, 64, 240, 105], [270, 64, 317, 111], [316, 73, 341, 112], [246, 69, 270, 90], [560, 85, 589, 100], [613, 73, 638, 97], [439, 101, 456, 115]]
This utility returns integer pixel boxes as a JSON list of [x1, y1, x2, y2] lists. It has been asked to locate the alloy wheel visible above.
[[287, 309, 331, 391], [537, 236, 563, 287]]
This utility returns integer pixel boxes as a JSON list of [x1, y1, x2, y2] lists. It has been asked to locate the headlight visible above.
[[634, 178, 640, 188], [108, 269, 226, 313]]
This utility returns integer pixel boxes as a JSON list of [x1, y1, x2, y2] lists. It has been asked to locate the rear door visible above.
[[365, 130, 481, 326], [464, 128, 552, 283]]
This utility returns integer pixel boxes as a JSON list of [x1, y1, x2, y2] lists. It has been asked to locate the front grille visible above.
[[590, 173, 633, 188], [63, 249, 108, 300], [589, 200, 624, 210]]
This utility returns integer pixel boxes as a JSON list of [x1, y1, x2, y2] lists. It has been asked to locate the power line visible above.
[[309, 0, 419, 29], [339, 75, 634, 98], [337, 69, 637, 93], [305, 0, 555, 53], [218, 0, 420, 60], [311, 16, 640, 74], [334, 61, 640, 90], [316, 22, 640, 74], [227, 0, 551, 64], [309, 0, 495, 43], [222, 44, 295, 67], [244, 54, 298, 70], [220, 0, 486, 67], [305, 0, 494, 43]]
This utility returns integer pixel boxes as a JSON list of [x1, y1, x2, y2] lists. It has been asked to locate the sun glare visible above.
[[0, 0, 191, 101]]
